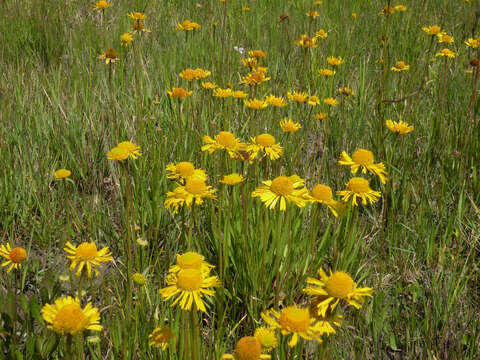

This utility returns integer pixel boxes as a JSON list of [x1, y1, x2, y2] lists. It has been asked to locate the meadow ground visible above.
[[0, 0, 479, 359]]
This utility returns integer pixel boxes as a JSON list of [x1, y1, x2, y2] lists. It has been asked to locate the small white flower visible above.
[[233, 46, 245, 55]]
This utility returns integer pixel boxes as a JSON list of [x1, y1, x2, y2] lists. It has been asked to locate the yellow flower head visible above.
[[265, 95, 287, 107], [202, 82, 218, 90], [310, 184, 344, 217], [248, 50, 267, 58], [327, 56, 344, 66], [149, 326, 175, 350], [287, 90, 309, 103], [394, 5, 407, 11], [261, 304, 324, 347], [252, 175, 309, 211], [315, 112, 327, 121], [306, 10, 319, 18], [0, 243, 27, 273], [64, 241, 113, 278], [132, 273, 147, 286], [131, 21, 151, 33], [435, 48, 456, 58], [242, 5, 250, 12], [436, 32, 454, 44], [220, 173, 245, 186], [201, 131, 246, 159], [93, 0, 110, 11], [164, 178, 217, 211], [240, 67, 271, 86], [391, 60, 410, 71], [244, 98, 268, 110], [167, 87, 193, 99], [315, 29, 328, 39], [303, 269, 373, 317], [323, 97, 339, 106], [422, 25, 441, 35], [308, 295, 342, 334], [221, 336, 271, 360], [339, 149, 388, 183], [254, 327, 278, 352], [465, 37, 480, 48], [338, 87, 354, 96], [42, 297, 102, 335], [179, 68, 211, 81], [351, 12, 357, 19], [97, 48, 119, 64], [318, 68, 336, 77], [381, 5, 394, 15], [54, 169, 71, 179], [108, 141, 141, 161], [247, 134, 283, 160], [213, 88, 233, 98], [280, 118, 302, 133], [336, 177, 381, 206], [128, 11, 147, 21], [159, 267, 220, 312], [241, 57, 258, 69], [120, 33, 133, 47], [166, 161, 207, 181], [232, 90, 248, 98], [308, 96, 321, 106], [386, 119, 414, 134], [177, 20, 200, 31], [294, 34, 318, 48], [168, 251, 214, 276]]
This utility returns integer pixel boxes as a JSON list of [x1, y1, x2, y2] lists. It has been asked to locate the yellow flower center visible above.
[[324, 271, 355, 299], [76, 242, 98, 261], [175, 162, 195, 177], [270, 176, 294, 196], [347, 177, 370, 194], [256, 134, 275, 147], [279, 306, 310, 332], [177, 252, 203, 270], [177, 269, 203, 291], [351, 149, 374, 166], [311, 184, 333, 202], [54, 303, 86, 331], [217, 131, 236, 148], [395, 61, 406, 69], [185, 178, 207, 195], [9, 247, 27, 263], [234, 337, 262, 360], [105, 48, 117, 59], [255, 329, 276, 349]]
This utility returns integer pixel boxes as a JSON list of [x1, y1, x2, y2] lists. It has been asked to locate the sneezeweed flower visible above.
[[241, 57, 258, 68], [315, 113, 327, 121], [132, 273, 147, 286], [149, 326, 175, 350], [394, 5, 407, 11], [381, 5, 394, 15], [422, 25, 441, 35], [202, 82, 218, 90], [93, 0, 110, 11], [202, 131, 246, 158], [168, 251, 214, 276], [167, 87, 193, 99], [213, 87, 233, 98], [391, 60, 410, 71], [318, 68, 336, 77], [220, 173, 245, 185], [108, 141, 141, 161], [338, 87, 354, 96], [0, 243, 27, 273], [107, 147, 128, 161], [41, 297, 102, 335], [248, 50, 267, 58], [222, 336, 271, 360], [159, 267, 220, 312], [339, 149, 388, 183], [252, 175, 309, 211], [323, 97, 339, 106], [128, 11, 147, 21], [164, 178, 217, 211], [242, 5, 250, 11], [232, 90, 248, 98], [131, 21, 151, 33], [254, 327, 278, 352], [244, 98, 268, 110], [437, 32, 454, 44], [261, 304, 323, 347], [54, 169, 71, 179], [327, 56, 344, 66], [294, 34, 318, 48], [265, 94, 287, 107], [97, 48, 119, 64], [315, 29, 328, 39], [177, 20, 200, 31], [351, 12, 357, 19], [120, 33, 133, 47], [179, 68, 211, 81], [64, 241, 113, 277], [308, 96, 321, 106], [287, 90, 309, 103], [303, 269, 373, 317], [308, 295, 342, 335], [386, 119, 414, 134], [240, 67, 271, 86], [247, 134, 283, 160], [336, 177, 381, 206], [306, 10, 319, 18], [310, 184, 344, 217], [166, 161, 207, 181], [280, 118, 302, 133], [465, 37, 480, 48], [314, 1, 322, 5], [435, 48, 456, 58]]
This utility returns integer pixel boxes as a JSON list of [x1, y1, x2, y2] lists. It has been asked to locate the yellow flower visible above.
[[422, 25, 441, 35], [107, 141, 141, 161], [252, 175, 309, 211], [120, 33, 133, 47], [168, 251, 214, 276], [315, 113, 327, 121], [177, 20, 200, 31], [132, 273, 147, 286], [54, 169, 71, 179], [308, 295, 342, 335], [128, 11, 147, 21], [351, 12, 357, 19], [315, 29, 328, 39], [294, 34, 318, 48], [465, 37, 480, 48], [314, 1, 322, 5], [318, 68, 336, 77], [167, 87, 193, 99], [131, 21, 151, 33], [327, 56, 344, 66], [336, 177, 381, 206], [159, 267, 220, 312], [391, 60, 410, 71], [247, 134, 282, 160], [254, 327, 278, 352], [201, 131, 246, 158], [149, 326, 175, 350], [435, 48, 456, 58], [261, 305, 324, 347], [338, 87, 354, 96], [93, 0, 110, 11], [287, 90, 309, 103], [107, 147, 129, 161], [386, 119, 414, 134], [265, 95, 287, 107], [436, 32, 454, 43], [164, 178, 217, 211], [310, 184, 344, 217], [179, 68, 211, 81], [202, 82, 218, 90], [241, 57, 258, 68], [339, 149, 388, 183], [381, 5, 394, 14], [222, 337, 271, 360], [394, 5, 407, 11], [166, 161, 207, 181], [64, 241, 113, 278], [41, 297, 102, 335], [213, 88, 233, 98], [308, 96, 321, 106], [240, 67, 271, 86], [232, 90, 248, 98], [303, 269, 373, 316], [248, 50, 267, 58], [0, 243, 27, 273], [306, 10, 319, 18], [97, 48, 119, 64], [220, 173, 245, 185], [280, 118, 301, 133], [323, 97, 339, 106], [242, 5, 250, 11], [244, 98, 268, 110]]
